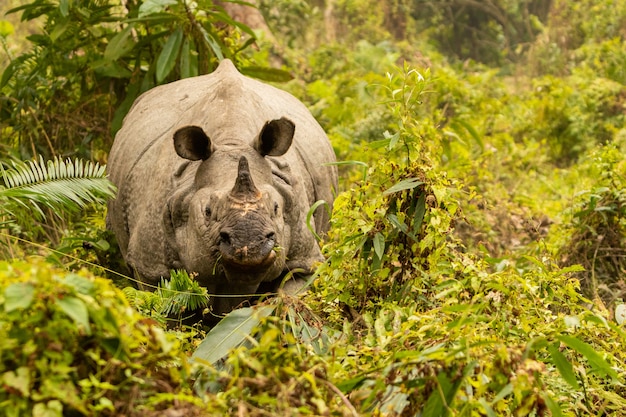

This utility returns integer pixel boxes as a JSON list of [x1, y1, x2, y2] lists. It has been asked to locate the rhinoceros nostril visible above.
[[220, 231, 231, 245], [265, 232, 275, 242]]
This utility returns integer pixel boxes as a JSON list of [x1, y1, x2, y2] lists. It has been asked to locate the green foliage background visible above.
[[2, 0, 626, 415]]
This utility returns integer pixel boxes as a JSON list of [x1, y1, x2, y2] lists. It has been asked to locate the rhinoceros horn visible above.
[[229, 156, 261, 202], [220, 155, 276, 271]]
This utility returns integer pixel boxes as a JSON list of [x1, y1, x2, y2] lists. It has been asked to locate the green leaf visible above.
[[59, 0, 70, 17], [541, 393, 564, 417], [240, 66, 294, 82], [557, 335, 619, 380], [0, 156, 117, 223], [547, 342, 580, 389], [4, 282, 35, 312], [413, 193, 426, 231], [33, 400, 63, 417], [138, 0, 177, 18], [198, 26, 224, 61], [49, 20, 71, 42], [91, 59, 133, 78], [383, 178, 424, 195], [306, 200, 331, 241], [105, 24, 136, 61], [179, 38, 192, 79], [62, 274, 96, 296], [192, 305, 275, 365], [156, 27, 183, 83], [478, 398, 497, 417], [56, 296, 91, 335], [373, 232, 385, 260], [421, 370, 460, 417], [2, 367, 30, 396], [336, 375, 368, 392], [0, 58, 18, 87]]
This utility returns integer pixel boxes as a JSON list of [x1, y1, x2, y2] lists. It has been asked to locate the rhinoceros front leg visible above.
[[280, 276, 308, 295], [209, 282, 263, 319]]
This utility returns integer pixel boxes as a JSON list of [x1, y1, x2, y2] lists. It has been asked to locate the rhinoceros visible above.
[[106, 59, 337, 319]]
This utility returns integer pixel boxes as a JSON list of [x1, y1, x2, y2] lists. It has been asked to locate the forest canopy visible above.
[[1, 0, 626, 415]]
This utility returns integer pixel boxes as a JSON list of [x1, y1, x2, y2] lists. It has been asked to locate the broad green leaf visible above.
[[478, 398, 497, 417], [56, 296, 91, 335], [369, 138, 391, 149], [156, 27, 183, 83], [384, 130, 400, 150], [59, 0, 69, 17], [542, 393, 564, 417], [179, 38, 192, 79], [0, 58, 18, 87], [199, 26, 224, 61], [209, 10, 255, 38], [548, 342, 580, 389], [557, 335, 619, 380], [336, 375, 368, 392], [383, 178, 424, 195], [413, 193, 426, 231], [240, 66, 294, 82], [61, 274, 96, 296], [2, 367, 30, 396], [49, 21, 69, 42], [33, 400, 63, 417], [491, 383, 513, 404], [373, 232, 385, 260], [192, 305, 275, 365], [421, 371, 456, 417], [105, 24, 136, 61], [138, 0, 177, 18], [4, 282, 34, 312]]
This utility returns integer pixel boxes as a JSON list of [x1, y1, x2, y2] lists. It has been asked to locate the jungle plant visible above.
[[0, 0, 285, 161], [0, 259, 204, 416], [0, 156, 116, 256], [559, 144, 626, 305], [123, 269, 211, 326]]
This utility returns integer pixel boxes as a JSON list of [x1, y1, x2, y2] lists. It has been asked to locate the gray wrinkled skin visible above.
[[107, 59, 337, 319]]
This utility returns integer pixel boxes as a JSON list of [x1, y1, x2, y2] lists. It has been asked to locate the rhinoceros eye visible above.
[[273, 202, 279, 216], [204, 205, 212, 218]]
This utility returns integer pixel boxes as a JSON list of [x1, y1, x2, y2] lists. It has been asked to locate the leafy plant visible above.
[[0, 156, 116, 257], [0, 259, 203, 416], [1, 156, 115, 223], [558, 144, 626, 304], [0, 0, 281, 160]]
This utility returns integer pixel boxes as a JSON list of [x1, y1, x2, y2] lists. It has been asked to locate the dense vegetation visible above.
[[1, 0, 626, 415]]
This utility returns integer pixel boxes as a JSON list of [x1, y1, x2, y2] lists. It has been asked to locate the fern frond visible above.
[[158, 270, 210, 317], [0, 156, 117, 222]]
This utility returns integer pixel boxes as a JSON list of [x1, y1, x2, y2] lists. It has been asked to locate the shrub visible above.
[[558, 144, 626, 305], [0, 259, 203, 416]]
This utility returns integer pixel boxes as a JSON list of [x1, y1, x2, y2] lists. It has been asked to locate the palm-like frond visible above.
[[158, 270, 210, 317], [0, 156, 117, 222]]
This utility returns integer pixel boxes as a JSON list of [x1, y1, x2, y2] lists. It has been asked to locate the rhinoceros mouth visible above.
[[221, 253, 278, 285], [222, 249, 276, 270]]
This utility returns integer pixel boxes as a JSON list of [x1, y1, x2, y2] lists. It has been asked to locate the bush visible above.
[[558, 144, 626, 305], [0, 259, 203, 416]]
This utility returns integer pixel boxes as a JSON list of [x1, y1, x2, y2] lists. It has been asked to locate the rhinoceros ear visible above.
[[257, 117, 295, 156], [173, 126, 212, 161]]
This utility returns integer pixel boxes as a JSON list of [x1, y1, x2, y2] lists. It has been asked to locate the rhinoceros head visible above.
[[166, 117, 302, 316]]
